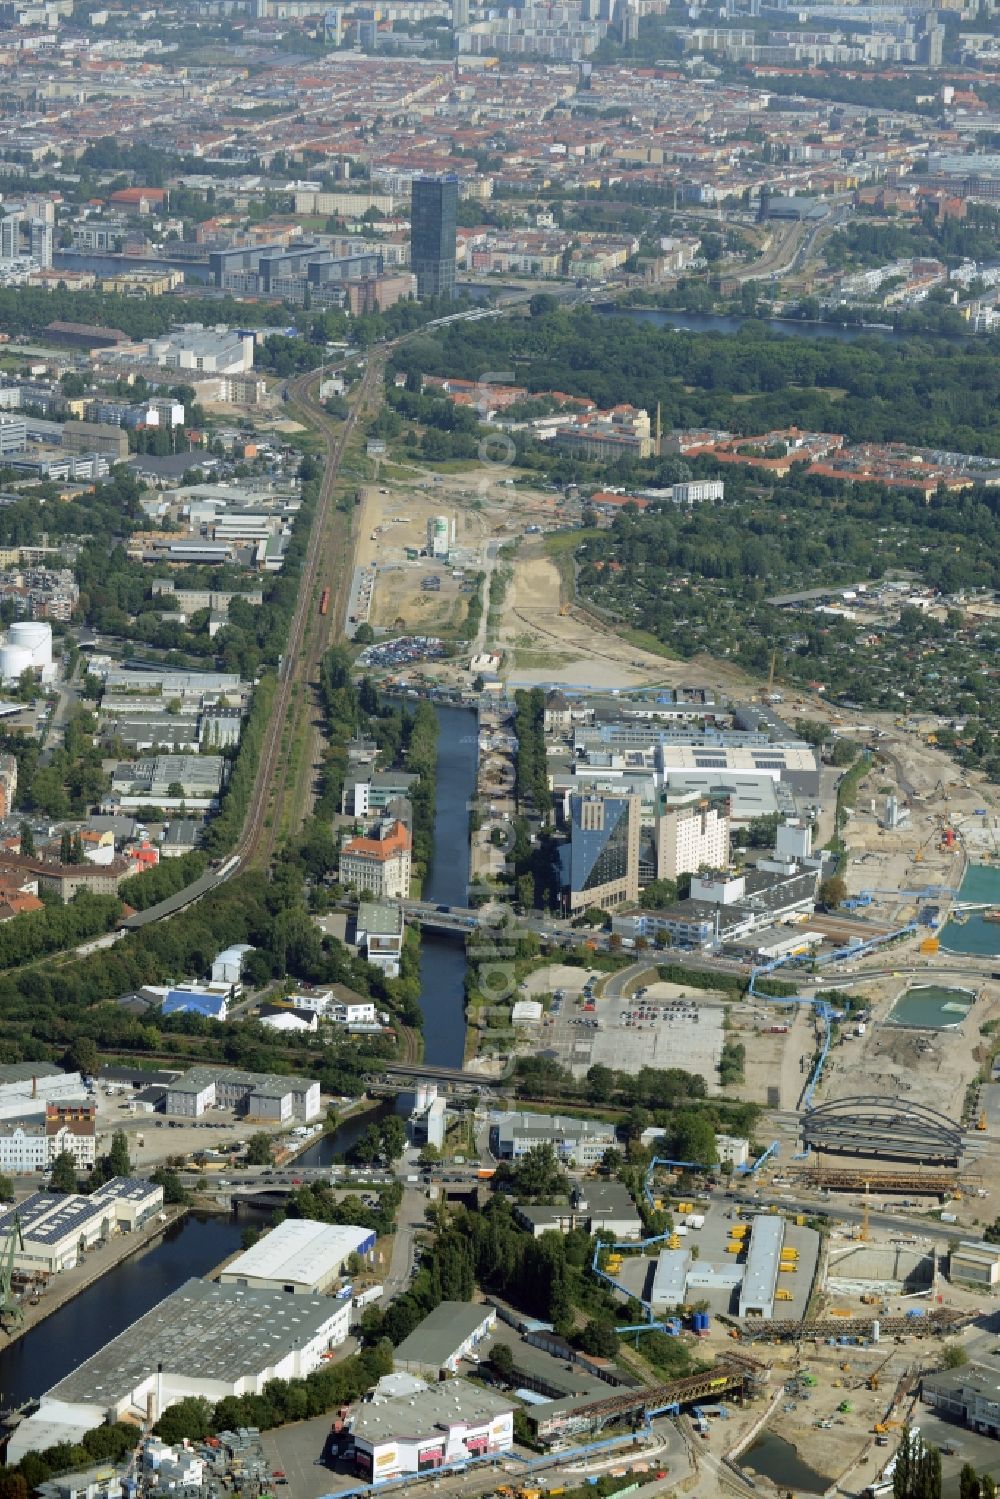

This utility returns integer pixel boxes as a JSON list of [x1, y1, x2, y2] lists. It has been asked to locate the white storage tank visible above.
[[0, 620, 53, 683]]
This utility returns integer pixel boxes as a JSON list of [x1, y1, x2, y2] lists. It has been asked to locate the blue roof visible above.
[[163, 989, 226, 1018]]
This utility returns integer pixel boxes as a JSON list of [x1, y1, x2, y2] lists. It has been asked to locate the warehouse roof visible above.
[[393, 1302, 494, 1369], [49, 1279, 341, 1403], [350, 1379, 512, 1445], [741, 1213, 784, 1312], [221, 1219, 373, 1288]]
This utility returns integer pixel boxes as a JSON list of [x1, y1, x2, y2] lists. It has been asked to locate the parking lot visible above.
[[541, 979, 726, 1088]]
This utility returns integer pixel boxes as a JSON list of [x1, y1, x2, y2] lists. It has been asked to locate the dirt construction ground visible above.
[[497, 541, 757, 692]]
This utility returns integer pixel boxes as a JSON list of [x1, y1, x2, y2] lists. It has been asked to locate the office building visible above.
[[8, 1278, 347, 1461], [514, 1181, 641, 1239], [164, 1065, 321, 1121], [0, 215, 19, 261], [339, 819, 412, 899], [559, 792, 640, 913], [655, 792, 730, 881], [452, 0, 469, 24], [348, 1378, 514, 1482], [392, 1303, 496, 1377], [355, 900, 404, 977], [220, 1218, 375, 1295], [28, 218, 53, 268], [410, 177, 458, 300], [923, 1362, 1000, 1436], [492, 1109, 616, 1167]]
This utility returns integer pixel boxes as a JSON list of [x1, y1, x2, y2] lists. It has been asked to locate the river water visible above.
[[0, 1211, 252, 1412], [599, 305, 945, 344]]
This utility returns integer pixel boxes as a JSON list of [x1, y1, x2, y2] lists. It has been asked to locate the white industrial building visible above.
[[0, 620, 55, 684], [0, 1064, 86, 1121], [220, 1219, 375, 1296], [211, 944, 253, 989], [739, 1213, 785, 1319], [348, 1378, 514, 1483], [8, 1278, 347, 1461], [409, 1084, 447, 1150], [0, 1178, 163, 1278]]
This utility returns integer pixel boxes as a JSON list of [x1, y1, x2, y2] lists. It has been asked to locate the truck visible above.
[[354, 1284, 384, 1310]]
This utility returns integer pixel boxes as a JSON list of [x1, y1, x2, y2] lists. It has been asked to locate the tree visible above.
[[490, 1342, 515, 1380], [819, 875, 848, 909], [244, 1133, 273, 1166], [18, 823, 33, 857], [578, 1318, 620, 1358], [48, 1150, 77, 1193], [108, 1129, 131, 1178], [154, 1395, 214, 1445], [942, 1341, 968, 1369], [150, 1167, 189, 1205], [0, 1175, 13, 1203], [379, 1114, 407, 1164], [512, 1143, 565, 1199], [667, 1110, 717, 1166], [960, 1464, 981, 1499], [66, 1035, 99, 1078], [353, 622, 375, 645]]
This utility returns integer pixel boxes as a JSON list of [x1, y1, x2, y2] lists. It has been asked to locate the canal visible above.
[[0, 708, 480, 1402], [417, 704, 479, 1070], [298, 701, 479, 1169], [0, 1211, 255, 1411]]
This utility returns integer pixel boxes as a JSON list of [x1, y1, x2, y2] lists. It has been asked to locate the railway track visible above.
[[238, 355, 384, 870]]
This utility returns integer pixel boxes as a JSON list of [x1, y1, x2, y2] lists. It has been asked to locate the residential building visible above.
[[61, 422, 129, 461], [220, 1219, 375, 1295], [655, 792, 730, 882], [0, 1102, 96, 1175], [393, 1303, 496, 1377], [0, 753, 16, 818], [355, 900, 404, 977], [492, 1110, 616, 1168], [348, 1379, 513, 1482], [410, 176, 458, 300], [543, 689, 573, 734], [559, 792, 640, 913], [339, 818, 412, 899]]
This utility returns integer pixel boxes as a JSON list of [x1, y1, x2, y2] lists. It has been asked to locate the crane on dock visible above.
[[0, 1213, 24, 1332]]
